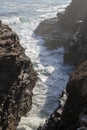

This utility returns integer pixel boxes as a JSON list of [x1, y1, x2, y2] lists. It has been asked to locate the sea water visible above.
[[0, 0, 72, 130]]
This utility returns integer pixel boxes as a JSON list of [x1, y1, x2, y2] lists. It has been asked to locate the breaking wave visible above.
[[0, 0, 72, 130]]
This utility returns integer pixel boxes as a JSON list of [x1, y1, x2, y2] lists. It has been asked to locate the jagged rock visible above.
[[37, 61, 87, 130], [37, 90, 67, 130], [35, 0, 87, 49], [0, 21, 37, 130], [64, 16, 87, 66], [58, 0, 87, 29], [37, 0, 87, 130]]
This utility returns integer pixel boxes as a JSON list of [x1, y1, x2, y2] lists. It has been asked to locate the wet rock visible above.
[[38, 60, 87, 130], [37, 0, 87, 129], [0, 21, 37, 130], [35, 0, 87, 50], [37, 90, 67, 130]]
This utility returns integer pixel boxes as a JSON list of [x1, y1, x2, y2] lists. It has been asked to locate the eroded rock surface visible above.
[[64, 16, 87, 66], [38, 61, 87, 130], [36, 0, 87, 130], [35, 0, 87, 50], [0, 21, 37, 130]]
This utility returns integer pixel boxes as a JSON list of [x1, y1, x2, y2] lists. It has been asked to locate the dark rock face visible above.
[[64, 16, 87, 66], [58, 0, 87, 29], [62, 61, 87, 130], [36, 0, 87, 130], [37, 90, 67, 130], [35, 0, 87, 50], [35, 17, 71, 49], [0, 21, 37, 130], [59, 61, 87, 130], [38, 61, 87, 130]]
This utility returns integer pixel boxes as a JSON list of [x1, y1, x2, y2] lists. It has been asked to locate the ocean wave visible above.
[[1, 16, 21, 25], [0, 0, 72, 130], [36, 4, 68, 13]]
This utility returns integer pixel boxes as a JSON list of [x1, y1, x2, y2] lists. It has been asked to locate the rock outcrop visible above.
[[0, 21, 37, 130], [36, 0, 87, 130], [64, 16, 87, 66], [35, 0, 87, 50], [38, 61, 87, 130]]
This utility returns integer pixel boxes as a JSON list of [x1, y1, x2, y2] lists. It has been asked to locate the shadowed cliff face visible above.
[[61, 61, 87, 130], [38, 61, 87, 130], [36, 0, 87, 130], [0, 21, 37, 130], [64, 16, 87, 66], [58, 0, 87, 29], [35, 0, 87, 49]]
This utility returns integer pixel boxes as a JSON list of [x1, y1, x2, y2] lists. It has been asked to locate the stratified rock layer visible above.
[[0, 21, 37, 130]]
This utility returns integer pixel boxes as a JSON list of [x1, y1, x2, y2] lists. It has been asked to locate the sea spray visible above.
[[0, 0, 71, 130]]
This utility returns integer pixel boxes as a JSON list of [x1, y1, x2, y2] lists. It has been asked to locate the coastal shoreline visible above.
[[35, 0, 87, 129]]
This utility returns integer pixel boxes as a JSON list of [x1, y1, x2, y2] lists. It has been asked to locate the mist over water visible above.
[[0, 0, 72, 130]]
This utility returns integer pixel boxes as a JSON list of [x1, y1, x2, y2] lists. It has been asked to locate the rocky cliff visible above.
[[38, 61, 87, 130], [36, 0, 87, 130], [0, 21, 37, 130], [35, 0, 87, 50], [64, 16, 87, 66]]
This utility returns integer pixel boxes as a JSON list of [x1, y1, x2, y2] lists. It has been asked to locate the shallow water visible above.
[[0, 0, 72, 130]]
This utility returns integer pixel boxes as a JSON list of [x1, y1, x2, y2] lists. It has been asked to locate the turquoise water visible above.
[[0, 0, 72, 130]]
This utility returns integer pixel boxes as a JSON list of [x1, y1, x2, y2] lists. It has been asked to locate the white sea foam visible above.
[[0, 0, 72, 130], [36, 4, 68, 13], [1, 16, 21, 25]]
